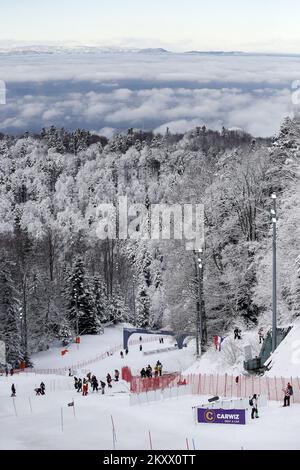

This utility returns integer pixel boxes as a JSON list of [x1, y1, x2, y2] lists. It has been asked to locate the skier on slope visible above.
[[91, 376, 99, 392], [40, 382, 46, 395], [100, 380, 106, 395], [11, 384, 16, 397], [74, 377, 78, 390], [249, 393, 259, 419], [106, 373, 112, 388]]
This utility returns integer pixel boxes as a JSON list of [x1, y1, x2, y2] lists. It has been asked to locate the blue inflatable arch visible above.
[[123, 328, 194, 350]]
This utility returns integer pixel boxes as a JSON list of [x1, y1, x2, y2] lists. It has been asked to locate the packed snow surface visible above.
[[265, 320, 300, 377], [0, 325, 299, 450]]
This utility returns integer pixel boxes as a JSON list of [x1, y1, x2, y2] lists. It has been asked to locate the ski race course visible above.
[[0, 324, 299, 450]]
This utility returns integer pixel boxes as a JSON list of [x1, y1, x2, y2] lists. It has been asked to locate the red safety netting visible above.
[[180, 373, 300, 403], [122, 366, 133, 382], [130, 373, 180, 393]]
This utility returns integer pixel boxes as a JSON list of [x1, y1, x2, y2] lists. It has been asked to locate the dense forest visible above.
[[0, 118, 299, 366]]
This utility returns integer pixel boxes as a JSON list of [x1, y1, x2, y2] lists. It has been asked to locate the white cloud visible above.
[[0, 53, 299, 136]]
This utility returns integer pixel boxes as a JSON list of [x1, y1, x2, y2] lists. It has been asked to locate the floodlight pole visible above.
[[271, 194, 277, 353], [195, 248, 203, 358]]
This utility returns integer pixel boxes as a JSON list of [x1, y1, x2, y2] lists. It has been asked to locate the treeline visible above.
[[0, 120, 299, 366]]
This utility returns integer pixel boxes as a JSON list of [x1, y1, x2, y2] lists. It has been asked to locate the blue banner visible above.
[[197, 408, 246, 425]]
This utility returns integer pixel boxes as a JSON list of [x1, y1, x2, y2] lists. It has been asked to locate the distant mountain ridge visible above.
[[0, 44, 299, 57]]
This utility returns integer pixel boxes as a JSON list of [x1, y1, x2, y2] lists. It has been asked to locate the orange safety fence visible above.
[[1, 335, 162, 376]]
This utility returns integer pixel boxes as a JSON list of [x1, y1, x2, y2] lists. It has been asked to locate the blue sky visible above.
[[1, 0, 300, 52]]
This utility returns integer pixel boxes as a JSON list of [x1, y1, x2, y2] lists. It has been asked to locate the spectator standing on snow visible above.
[[91, 376, 98, 392], [283, 383, 293, 407], [156, 360, 162, 376], [82, 379, 88, 396], [139, 344, 143, 352], [234, 328, 239, 340], [74, 377, 78, 390], [11, 384, 16, 397], [154, 365, 159, 377], [107, 373, 112, 388], [87, 372, 92, 383], [40, 382, 46, 395], [125, 348, 129, 355], [77, 378, 82, 392], [139, 336, 142, 342], [120, 351, 124, 359], [10, 368, 14, 376], [100, 381, 106, 395], [146, 365, 152, 378], [114, 370, 120, 382], [258, 327, 264, 344], [249, 394, 259, 419], [140, 368, 146, 378]]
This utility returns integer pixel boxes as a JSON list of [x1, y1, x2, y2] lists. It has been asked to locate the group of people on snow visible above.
[[73, 369, 120, 396], [34, 382, 46, 395], [233, 328, 242, 340], [140, 361, 163, 379], [249, 382, 294, 419], [119, 348, 129, 359]]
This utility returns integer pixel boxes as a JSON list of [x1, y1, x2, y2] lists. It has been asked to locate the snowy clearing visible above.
[[1, 325, 300, 450]]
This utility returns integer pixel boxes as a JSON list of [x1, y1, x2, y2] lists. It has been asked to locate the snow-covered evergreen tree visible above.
[[0, 258, 22, 366]]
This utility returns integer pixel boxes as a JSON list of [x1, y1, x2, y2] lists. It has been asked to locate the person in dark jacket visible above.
[[91, 376, 99, 392], [107, 373, 112, 388], [74, 377, 78, 390], [77, 378, 82, 392], [139, 344, 143, 352], [283, 383, 293, 406], [140, 368, 146, 378], [40, 382, 46, 395], [114, 370, 120, 382], [100, 380, 106, 395], [11, 384, 16, 397], [125, 348, 129, 355], [146, 365, 152, 378], [120, 351, 124, 359], [250, 394, 259, 419]]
